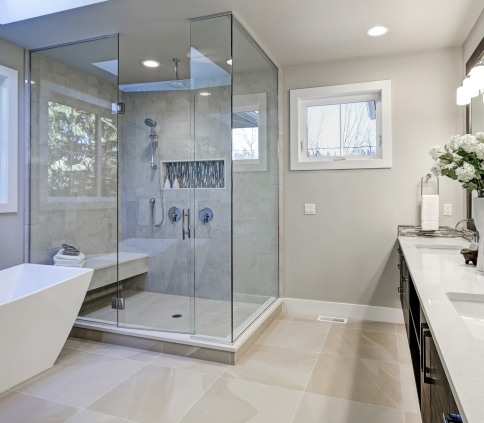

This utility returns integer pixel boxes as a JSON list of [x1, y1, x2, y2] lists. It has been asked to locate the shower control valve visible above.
[[199, 207, 213, 225], [168, 207, 182, 223]]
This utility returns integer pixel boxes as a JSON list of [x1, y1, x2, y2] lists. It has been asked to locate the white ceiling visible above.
[[0, 0, 482, 80]]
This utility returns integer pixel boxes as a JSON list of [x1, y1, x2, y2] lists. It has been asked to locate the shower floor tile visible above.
[[80, 290, 269, 340], [3, 313, 422, 423]]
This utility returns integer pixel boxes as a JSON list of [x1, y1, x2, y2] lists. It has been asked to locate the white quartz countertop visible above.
[[398, 236, 484, 423]]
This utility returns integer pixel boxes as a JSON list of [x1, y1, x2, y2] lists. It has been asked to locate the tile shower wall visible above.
[[30, 53, 118, 265], [120, 86, 232, 300]]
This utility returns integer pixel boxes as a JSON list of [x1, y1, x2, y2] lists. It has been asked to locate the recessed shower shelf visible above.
[[161, 159, 225, 190]]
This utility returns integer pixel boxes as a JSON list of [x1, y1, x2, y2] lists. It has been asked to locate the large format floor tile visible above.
[[400, 364, 420, 413], [2, 315, 421, 423], [0, 391, 79, 423], [15, 353, 145, 408], [292, 392, 405, 423], [179, 377, 302, 423], [66, 409, 137, 422], [322, 326, 399, 363], [306, 353, 402, 409], [88, 364, 217, 423], [222, 344, 318, 391], [397, 333, 412, 365], [256, 319, 330, 352], [405, 411, 423, 423], [55, 347, 87, 365], [345, 320, 397, 334]]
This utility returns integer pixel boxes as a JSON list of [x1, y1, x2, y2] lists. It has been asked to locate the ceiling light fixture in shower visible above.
[[227, 59, 233, 66], [199, 92, 211, 96], [141, 59, 160, 68], [169, 58, 185, 88]]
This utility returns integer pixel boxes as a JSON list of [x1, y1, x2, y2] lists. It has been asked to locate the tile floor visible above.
[[0, 312, 422, 423]]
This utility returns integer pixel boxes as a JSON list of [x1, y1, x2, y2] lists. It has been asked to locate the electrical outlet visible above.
[[443, 203, 452, 216], [304, 203, 316, 215]]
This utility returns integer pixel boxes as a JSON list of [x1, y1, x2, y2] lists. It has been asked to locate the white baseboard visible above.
[[283, 298, 404, 324]]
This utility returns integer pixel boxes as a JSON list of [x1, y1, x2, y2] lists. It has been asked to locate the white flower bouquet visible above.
[[430, 132, 484, 196]]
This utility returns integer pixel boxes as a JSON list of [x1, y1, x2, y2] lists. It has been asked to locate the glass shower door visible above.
[[116, 75, 195, 333]]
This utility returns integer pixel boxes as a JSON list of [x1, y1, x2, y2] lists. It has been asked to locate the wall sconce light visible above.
[[456, 62, 484, 105], [456, 86, 471, 105]]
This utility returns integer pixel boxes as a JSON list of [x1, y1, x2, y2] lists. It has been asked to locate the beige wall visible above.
[[463, 9, 484, 64], [282, 48, 465, 308], [0, 38, 25, 270]]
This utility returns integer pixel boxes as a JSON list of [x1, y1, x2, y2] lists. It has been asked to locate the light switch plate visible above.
[[443, 203, 452, 216], [304, 203, 316, 215]]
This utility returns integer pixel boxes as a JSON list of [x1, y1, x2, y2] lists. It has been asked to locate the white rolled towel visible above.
[[421, 195, 439, 231]]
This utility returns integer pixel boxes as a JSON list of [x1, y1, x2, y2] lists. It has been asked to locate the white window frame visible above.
[[233, 93, 267, 172], [290, 80, 392, 170], [0, 64, 18, 213]]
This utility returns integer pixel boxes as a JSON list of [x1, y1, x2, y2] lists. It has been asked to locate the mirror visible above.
[[466, 37, 484, 219]]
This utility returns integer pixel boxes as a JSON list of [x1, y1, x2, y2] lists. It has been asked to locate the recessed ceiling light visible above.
[[199, 92, 211, 96], [141, 59, 160, 68], [227, 59, 233, 66], [367, 26, 389, 37]]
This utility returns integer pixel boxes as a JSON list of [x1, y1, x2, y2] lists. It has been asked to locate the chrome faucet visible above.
[[455, 218, 477, 232], [455, 218, 479, 244]]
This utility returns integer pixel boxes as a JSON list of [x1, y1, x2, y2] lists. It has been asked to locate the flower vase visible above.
[[473, 197, 484, 272]]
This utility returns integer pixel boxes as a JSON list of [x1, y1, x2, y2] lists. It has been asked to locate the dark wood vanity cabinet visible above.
[[397, 245, 462, 423]]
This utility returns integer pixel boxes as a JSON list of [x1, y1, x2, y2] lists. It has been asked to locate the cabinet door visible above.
[[429, 336, 449, 422]]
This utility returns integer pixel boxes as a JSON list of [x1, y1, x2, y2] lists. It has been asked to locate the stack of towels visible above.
[[53, 243, 85, 268]]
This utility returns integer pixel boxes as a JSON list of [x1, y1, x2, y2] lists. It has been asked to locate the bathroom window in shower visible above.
[[47, 100, 116, 198], [232, 93, 267, 172], [39, 79, 117, 201]]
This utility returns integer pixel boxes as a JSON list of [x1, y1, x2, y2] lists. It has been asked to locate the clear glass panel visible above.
[[29, 36, 119, 326], [232, 18, 279, 341], [190, 15, 234, 341], [116, 64, 194, 332]]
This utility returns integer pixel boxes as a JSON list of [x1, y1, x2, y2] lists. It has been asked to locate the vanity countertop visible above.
[[398, 235, 484, 423]]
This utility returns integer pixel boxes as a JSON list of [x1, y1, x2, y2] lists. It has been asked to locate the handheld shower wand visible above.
[[144, 118, 164, 227], [144, 118, 158, 169]]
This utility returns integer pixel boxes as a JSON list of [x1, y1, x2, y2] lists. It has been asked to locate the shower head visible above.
[[169, 58, 185, 89], [144, 118, 157, 128]]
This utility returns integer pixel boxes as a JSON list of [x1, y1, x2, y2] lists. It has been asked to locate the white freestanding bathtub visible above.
[[0, 263, 94, 393]]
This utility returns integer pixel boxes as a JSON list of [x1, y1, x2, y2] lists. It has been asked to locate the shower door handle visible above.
[[182, 209, 191, 240]]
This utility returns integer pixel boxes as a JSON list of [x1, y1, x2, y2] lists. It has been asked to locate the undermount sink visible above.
[[446, 292, 484, 340]]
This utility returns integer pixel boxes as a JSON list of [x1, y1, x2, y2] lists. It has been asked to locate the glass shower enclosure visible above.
[[29, 13, 279, 343]]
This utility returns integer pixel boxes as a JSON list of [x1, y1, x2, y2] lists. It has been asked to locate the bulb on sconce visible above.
[[463, 76, 480, 98], [456, 86, 471, 105], [470, 63, 484, 93]]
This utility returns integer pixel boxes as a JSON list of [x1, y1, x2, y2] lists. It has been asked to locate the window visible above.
[[232, 110, 259, 160], [47, 100, 117, 197], [290, 80, 392, 170], [232, 93, 267, 172], [38, 80, 117, 207], [0, 64, 18, 213]]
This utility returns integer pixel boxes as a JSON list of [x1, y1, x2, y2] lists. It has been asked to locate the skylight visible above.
[[0, 0, 108, 25]]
